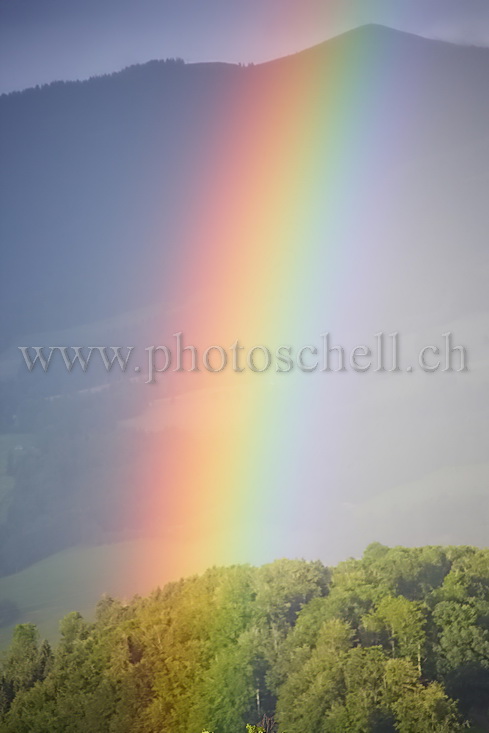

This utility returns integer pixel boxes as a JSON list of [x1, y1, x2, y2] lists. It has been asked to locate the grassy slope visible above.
[[0, 540, 158, 647]]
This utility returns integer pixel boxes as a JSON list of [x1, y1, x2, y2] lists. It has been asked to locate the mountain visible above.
[[1, 25, 489, 346], [0, 25, 488, 578]]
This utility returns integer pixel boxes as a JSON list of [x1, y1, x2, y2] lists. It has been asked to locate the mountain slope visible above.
[[0, 25, 488, 576]]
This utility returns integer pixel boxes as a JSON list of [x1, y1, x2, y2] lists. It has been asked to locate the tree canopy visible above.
[[1, 544, 488, 731]]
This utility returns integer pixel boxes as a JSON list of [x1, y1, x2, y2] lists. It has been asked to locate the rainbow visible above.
[[128, 26, 411, 584]]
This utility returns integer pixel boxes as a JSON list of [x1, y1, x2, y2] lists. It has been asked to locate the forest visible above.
[[0, 543, 488, 732]]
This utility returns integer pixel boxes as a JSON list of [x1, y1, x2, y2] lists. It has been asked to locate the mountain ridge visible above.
[[2, 23, 489, 99]]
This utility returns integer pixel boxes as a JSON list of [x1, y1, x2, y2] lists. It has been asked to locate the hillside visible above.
[[1, 25, 489, 346], [0, 24, 488, 584], [1, 544, 489, 731]]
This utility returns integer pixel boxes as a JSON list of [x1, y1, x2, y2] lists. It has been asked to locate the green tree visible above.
[[362, 596, 426, 672]]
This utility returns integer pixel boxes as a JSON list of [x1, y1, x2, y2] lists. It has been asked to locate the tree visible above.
[[2, 624, 46, 694], [362, 596, 426, 673], [391, 680, 462, 733]]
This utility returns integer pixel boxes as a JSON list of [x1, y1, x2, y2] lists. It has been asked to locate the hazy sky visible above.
[[1, 0, 489, 94]]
